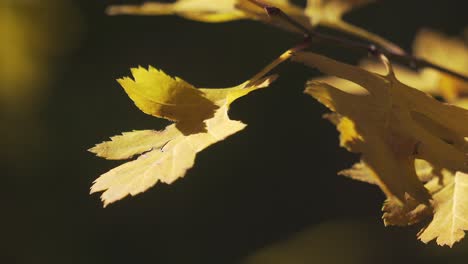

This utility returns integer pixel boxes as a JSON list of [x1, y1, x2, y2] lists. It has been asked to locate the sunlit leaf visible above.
[[312, 59, 441, 96], [413, 29, 468, 102], [322, 29, 468, 101], [107, 0, 245, 22], [117, 66, 218, 123], [294, 51, 468, 205], [418, 172, 468, 247], [90, 57, 281, 206]]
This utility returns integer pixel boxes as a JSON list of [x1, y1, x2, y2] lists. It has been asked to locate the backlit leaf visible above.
[[418, 172, 468, 247], [413, 29, 468, 102], [89, 53, 284, 206], [294, 51, 468, 205], [117, 66, 218, 123]]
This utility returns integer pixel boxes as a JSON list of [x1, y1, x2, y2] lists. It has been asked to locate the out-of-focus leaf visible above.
[[243, 220, 383, 264], [0, 0, 80, 115], [413, 29, 468, 101], [107, 0, 246, 22]]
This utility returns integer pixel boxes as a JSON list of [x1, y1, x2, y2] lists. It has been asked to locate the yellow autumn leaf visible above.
[[88, 48, 297, 207], [293, 51, 468, 205], [90, 75, 276, 206], [413, 29, 468, 102], [381, 166, 448, 229], [338, 147, 437, 227], [418, 172, 468, 247], [90, 105, 241, 207], [106, 0, 245, 22], [382, 194, 432, 227], [339, 158, 436, 227], [337, 154, 436, 226], [454, 98, 468, 110], [338, 159, 378, 185], [117, 66, 218, 123], [322, 29, 468, 101], [311, 59, 441, 96], [339, 155, 468, 246]]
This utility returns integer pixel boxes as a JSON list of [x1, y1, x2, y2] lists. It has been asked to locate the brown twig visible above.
[[247, 0, 468, 83]]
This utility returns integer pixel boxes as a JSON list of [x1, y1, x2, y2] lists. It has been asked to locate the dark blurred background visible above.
[[2, 0, 468, 263]]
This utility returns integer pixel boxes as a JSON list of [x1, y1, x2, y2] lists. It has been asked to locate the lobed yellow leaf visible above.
[[381, 161, 445, 227], [295, 51, 468, 246], [338, 160, 378, 185], [90, 105, 246, 207], [90, 53, 282, 206], [90, 129, 181, 160], [337, 154, 435, 227], [418, 172, 468, 247], [118, 66, 218, 123], [294, 51, 468, 205]]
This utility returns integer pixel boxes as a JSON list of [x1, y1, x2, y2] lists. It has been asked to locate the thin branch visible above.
[[309, 30, 468, 82], [247, 0, 468, 83], [248, 0, 310, 37]]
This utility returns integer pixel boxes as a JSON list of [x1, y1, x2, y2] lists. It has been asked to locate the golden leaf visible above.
[[381, 162, 445, 227], [90, 105, 244, 207], [418, 172, 468, 247], [293, 51, 468, 205], [309, 29, 468, 102], [338, 160, 379, 185], [106, 0, 245, 22], [89, 49, 298, 206], [90, 75, 276, 206], [90, 72, 276, 206], [309, 59, 441, 96], [337, 157, 436, 226], [413, 29, 468, 102], [117, 66, 218, 123]]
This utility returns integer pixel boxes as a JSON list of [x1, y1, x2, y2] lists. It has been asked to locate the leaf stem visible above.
[[247, 0, 468, 83]]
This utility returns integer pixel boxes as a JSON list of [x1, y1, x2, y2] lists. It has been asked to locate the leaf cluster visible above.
[[91, 0, 468, 247]]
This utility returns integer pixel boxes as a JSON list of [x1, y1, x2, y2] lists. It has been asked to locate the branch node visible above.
[[265, 6, 281, 16]]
